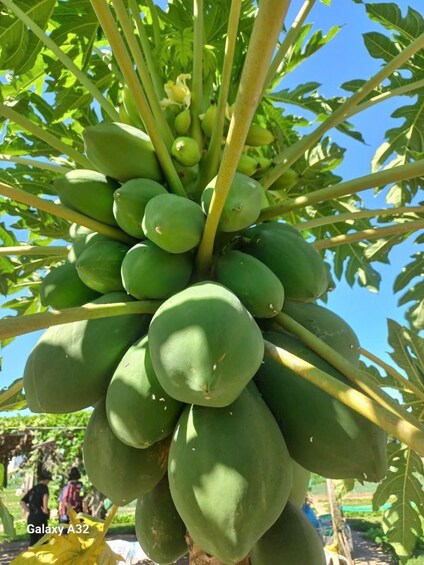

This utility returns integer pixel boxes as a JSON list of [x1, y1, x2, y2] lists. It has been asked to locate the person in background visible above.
[[58, 467, 84, 524], [20, 469, 53, 547], [302, 493, 321, 529]]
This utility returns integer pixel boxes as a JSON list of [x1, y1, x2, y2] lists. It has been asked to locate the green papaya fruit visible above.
[[168, 384, 292, 564], [174, 109, 191, 135], [76, 239, 129, 293], [269, 168, 299, 191], [142, 194, 205, 253], [243, 220, 303, 240], [243, 228, 328, 301], [148, 282, 264, 407], [52, 169, 118, 226], [171, 136, 201, 167], [83, 401, 168, 506], [245, 124, 275, 146], [214, 250, 284, 318], [250, 500, 326, 565], [237, 154, 258, 176], [290, 460, 311, 507], [121, 241, 192, 300], [135, 475, 187, 565], [40, 262, 101, 309], [201, 103, 217, 137], [113, 178, 167, 239], [68, 230, 110, 263], [253, 157, 272, 177], [106, 336, 183, 449], [256, 331, 387, 481], [23, 293, 149, 413], [283, 301, 361, 366], [83, 122, 163, 182], [201, 173, 262, 232], [122, 85, 144, 129]]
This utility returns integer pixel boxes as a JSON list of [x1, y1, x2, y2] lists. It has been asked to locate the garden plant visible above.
[[0, 0, 424, 563]]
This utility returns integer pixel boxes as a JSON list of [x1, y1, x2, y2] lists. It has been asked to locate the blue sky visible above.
[[1, 0, 422, 400]]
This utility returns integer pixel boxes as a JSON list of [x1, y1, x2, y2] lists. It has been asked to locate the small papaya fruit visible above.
[[76, 239, 129, 293], [113, 178, 167, 239], [142, 193, 205, 253], [201, 103, 217, 137], [256, 331, 387, 481], [237, 154, 258, 176], [168, 384, 292, 564], [83, 122, 163, 182], [245, 124, 275, 146], [250, 500, 327, 565], [243, 228, 328, 301], [174, 109, 191, 135], [171, 136, 201, 167], [106, 335, 183, 449], [121, 241, 192, 300], [52, 169, 118, 226], [40, 262, 101, 308], [253, 156, 272, 177], [201, 172, 262, 232], [23, 293, 149, 413], [135, 475, 188, 565], [214, 250, 284, 318], [243, 220, 303, 240], [83, 401, 168, 506], [283, 300, 361, 365], [269, 168, 299, 191], [122, 85, 144, 129], [148, 282, 264, 407]]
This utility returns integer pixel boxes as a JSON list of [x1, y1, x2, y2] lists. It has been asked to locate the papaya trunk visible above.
[[188, 538, 251, 565]]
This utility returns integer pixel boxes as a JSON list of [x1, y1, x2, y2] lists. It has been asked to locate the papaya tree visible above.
[[0, 0, 424, 563]]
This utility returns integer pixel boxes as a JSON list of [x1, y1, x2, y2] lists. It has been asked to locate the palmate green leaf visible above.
[[393, 250, 424, 329], [0, 0, 56, 74], [373, 442, 424, 563], [0, 497, 16, 538], [387, 320, 424, 394], [0, 379, 26, 411]]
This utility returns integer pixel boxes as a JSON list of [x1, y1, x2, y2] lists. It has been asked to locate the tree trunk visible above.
[[188, 537, 251, 565]]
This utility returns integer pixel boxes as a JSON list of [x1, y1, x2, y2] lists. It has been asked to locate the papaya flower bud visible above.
[[164, 73, 192, 107]]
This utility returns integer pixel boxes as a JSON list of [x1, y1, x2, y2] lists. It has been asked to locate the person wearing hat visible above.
[[20, 469, 53, 547], [58, 466, 84, 524]]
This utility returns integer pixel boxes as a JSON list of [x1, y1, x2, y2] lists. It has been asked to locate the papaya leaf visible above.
[[387, 320, 424, 395], [0, 379, 26, 412], [393, 252, 424, 328], [373, 442, 424, 563], [0, 497, 16, 539]]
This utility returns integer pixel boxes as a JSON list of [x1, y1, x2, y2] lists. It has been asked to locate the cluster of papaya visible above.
[[24, 117, 387, 565]]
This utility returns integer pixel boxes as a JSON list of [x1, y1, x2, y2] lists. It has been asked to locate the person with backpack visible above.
[[20, 469, 53, 547], [58, 467, 84, 524]]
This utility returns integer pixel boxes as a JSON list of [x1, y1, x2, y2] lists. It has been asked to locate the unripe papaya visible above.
[[171, 136, 201, 167], [106, 335, 183, 449], [243, 228, 328, 301], [83, 401, 168, 506], [142, 194, 205, 253], [256, 331, 387, 481], [173, 161, 199, 191], [135, 475, 188, 565], [250, 500, 326, 565], [201, 103, 217, 137], [122, 85, 144, 129], [253, 157, 272, 177], [269, 168, 299, 191], [245, 124, 275, 146], [214, 251, 284, 318], [121, 241, 192, 300], [201, 173, 262, 232], [40, 262, 101, 308], [237, 154, 258, 176], [68, 229, 110, 263], [113, 178, 167, 239], [290, 460, 311, 507], [76, 239, 128, 294], [52, 169, 118, 226], [168, 384, 292, 564], [283, 301, 361, 365], [174, 109, 191, 135], [148, 282, 264, 407], [83, 122, 163, 182], [243, 220, 303, 240], [23, 293, 149, 413]]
